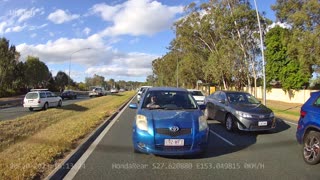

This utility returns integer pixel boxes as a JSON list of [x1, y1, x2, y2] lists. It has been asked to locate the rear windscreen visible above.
[[25, 93, 39, 99]]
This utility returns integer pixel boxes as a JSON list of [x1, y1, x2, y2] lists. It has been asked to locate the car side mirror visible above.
[[129, 103, 138, 109]]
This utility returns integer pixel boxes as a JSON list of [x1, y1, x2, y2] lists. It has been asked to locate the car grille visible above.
[[250, 114, 270, 119], [156, 128, 192, 137], [155, 145, 192, 151]]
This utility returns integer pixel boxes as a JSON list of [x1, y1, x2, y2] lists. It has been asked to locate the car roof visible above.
[[147, 87, 188, 92], [217, 90, 250, 94], [311, 91, 320, 96], [187, 89, 201, 91]]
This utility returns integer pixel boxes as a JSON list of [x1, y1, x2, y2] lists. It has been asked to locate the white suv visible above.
[[89, 87, 106, 97], [23, 89, 62, 111]]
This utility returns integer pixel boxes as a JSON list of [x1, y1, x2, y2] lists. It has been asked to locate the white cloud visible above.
[[0, 21, 7, 33], [15, 8, 44, 23], [83, 27, 91, 36], [267, 22, 291, 31], [91, 0, 184, 36], [16, 34, 159, 80], [91, 3, 121, 21], [47, 9, 80, 24], [0, 7, 44, 34], [5, 24, 26, 33], [49, 32, 55, 37]]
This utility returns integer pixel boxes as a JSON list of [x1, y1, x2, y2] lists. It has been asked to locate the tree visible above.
[[55, 71, 69, 91], [271, 0, 320, 90], [0, 38, 22, 96], [24, 56, 50, 88]]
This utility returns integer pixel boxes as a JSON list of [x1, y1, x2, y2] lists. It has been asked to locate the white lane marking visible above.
[[63, 98, 135, 180], [209, 130, 236, 146]]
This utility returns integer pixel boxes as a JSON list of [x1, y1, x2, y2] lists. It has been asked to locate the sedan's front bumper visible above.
[[132, 128, 208, 155], [235, 116, 276, 131]]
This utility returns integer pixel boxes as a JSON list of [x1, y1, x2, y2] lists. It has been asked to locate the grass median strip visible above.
[[0, 91, 135, 179]]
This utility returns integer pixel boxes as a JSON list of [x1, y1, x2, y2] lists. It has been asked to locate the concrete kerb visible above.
[[45, 95, 136, 180]]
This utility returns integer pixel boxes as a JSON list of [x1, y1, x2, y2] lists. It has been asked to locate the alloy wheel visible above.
[[303, 132, 320, 165]]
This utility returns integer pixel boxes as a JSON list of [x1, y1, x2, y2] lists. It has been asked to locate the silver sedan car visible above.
[[204, 91, 276, 132]]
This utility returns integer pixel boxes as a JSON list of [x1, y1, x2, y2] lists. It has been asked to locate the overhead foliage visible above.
[[151, 0, 319, 92]]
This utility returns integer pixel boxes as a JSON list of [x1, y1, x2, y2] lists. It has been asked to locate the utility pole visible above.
[[253, 0, 266, 105]]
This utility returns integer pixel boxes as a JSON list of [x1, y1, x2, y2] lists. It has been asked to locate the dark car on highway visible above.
[[204, 91, 276, 132], [296, 91, 320, 165], [60, 90, 77, 100]]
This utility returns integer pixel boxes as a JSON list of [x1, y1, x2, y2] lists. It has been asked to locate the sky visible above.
[[0, 0, 277, 83]]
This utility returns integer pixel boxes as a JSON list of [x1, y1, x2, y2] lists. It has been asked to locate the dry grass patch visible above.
[[265, 99, 301, 121], [0, 91, 135, 179]]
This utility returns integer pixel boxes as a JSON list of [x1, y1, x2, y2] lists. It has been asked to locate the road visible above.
[[0, 96, 90, 121], [64, 98, 320, 180]]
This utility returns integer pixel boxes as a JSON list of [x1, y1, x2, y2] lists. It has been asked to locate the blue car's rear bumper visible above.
[[132, 128, 209, 156]]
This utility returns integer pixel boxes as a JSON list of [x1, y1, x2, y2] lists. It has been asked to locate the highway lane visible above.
[[66, 98, 320, 180], [0, 96, 91, 121]]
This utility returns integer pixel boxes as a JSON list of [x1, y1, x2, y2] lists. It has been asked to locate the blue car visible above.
[[296, 91, 320, 165], [129, 87, 209, 156]]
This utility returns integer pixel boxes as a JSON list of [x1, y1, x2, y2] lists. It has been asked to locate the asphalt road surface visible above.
[[0, 96, 90, 121], [64, 98, 320, 180]]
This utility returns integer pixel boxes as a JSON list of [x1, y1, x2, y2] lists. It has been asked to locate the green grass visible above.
[[0, 92, 135, 179]]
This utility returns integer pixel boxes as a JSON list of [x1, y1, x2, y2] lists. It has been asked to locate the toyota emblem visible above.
[[169, 126, 180, 132]]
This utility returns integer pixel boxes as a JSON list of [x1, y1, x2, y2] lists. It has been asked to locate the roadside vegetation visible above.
[[150, 0, 319, 94], [0, 91, 135, 179]]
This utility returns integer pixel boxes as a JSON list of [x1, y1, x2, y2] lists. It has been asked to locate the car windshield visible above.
[[25, 92, 38, 99], [227, 93, 260, 104], [142, 90, 198, 110], [190, 91, 204, 96]]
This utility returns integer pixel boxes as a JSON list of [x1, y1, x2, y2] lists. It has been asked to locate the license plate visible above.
[[164, 139, 184, 146], [258, 121, 267, 126]]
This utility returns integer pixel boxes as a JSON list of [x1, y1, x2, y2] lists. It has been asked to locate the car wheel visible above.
[[58, 100, 62, 107], [204, 107, 210, 120], [74, 95, 77, 99], [303, 131, 320, 165], [29, 107, 33, 111], [225, 114, 235, 132], [43, 103, 48, 110]]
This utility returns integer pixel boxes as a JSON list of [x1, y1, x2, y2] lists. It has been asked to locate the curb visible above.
[[45, 95, 135, 180]]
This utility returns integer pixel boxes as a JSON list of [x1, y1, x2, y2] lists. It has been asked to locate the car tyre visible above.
[[303, 131, 320, 165], [58, 100, 62, 107], [204, 107, 210, 120], [225, 114, 236, 132], [43, 103, 48, 110], [29, 107, 33, 111]]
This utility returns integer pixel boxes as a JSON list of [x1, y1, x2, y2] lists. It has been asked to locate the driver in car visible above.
[[147, 96, 160, 108]]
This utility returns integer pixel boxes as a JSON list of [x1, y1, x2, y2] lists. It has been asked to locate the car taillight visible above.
[[300, 110, 306, 118]]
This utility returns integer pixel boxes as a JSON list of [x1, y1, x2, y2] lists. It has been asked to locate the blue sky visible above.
[[0, 0, 276, 82]]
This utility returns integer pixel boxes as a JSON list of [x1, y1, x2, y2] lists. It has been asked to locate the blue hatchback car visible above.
[[129, 87, 209, 156], [296, 91, 320, 165]]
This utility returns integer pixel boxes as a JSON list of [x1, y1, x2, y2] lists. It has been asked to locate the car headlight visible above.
[[136, 114, 148, 131], [199, 116, 208, 131], [269, 112, 274, 118], [235, 111, 252, 118]]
